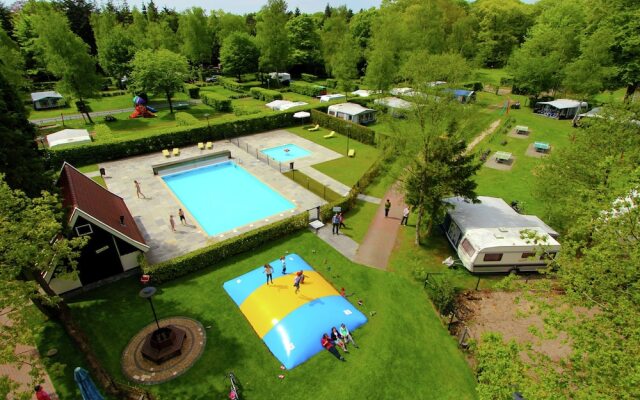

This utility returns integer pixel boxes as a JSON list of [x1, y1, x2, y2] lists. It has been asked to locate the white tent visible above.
[[269, 72, 291, 82], [351, 89, 379, 97], [265, 100, 307, 111], [46, 129, 91, 148], [374, 97, 412, 110], [327, 102, 376, 124], [319, 94, 346, 102], [535, 99, 588, 119]]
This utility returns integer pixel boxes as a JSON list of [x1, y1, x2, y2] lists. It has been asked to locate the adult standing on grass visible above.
[[169, 215, 176, 232], [339, 212, 346, 229], [332, 213, 340, 235], [340, 323, 359, 348], [384, 199, 391, 217], [178, 208, 187, 225], [134, 180, 146, 199], [401, 206, 410, 226], [264, 263, 274, 285], [321, 333, 345, 361]]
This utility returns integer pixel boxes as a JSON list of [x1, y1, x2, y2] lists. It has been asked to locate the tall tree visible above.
[[285, 15, 322, 74], [219, 32, 259, 81], [31, 5, 101, 123], [58, 0, 97, 54], [0, 27, 27, 92], [322, 6, 359, 92], [0, 72, 48, 197], [91, 11, 134, 87], [256, 0, 290, 75], [146, 0, 158, 22], [178, 7, 214, 68], [129, 48, 189, 113]]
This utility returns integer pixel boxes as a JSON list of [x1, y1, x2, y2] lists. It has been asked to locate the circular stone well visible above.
[[121, 317, 206, 385]]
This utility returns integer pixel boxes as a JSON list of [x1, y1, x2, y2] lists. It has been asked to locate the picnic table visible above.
[[495, 151, 512, 163], [515, 125, 529, 135], [534, 142, 550, 152]]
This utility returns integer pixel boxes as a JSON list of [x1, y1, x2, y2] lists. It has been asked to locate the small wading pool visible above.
[[261, 144, 311, 162], [162, 161, 295, 236]]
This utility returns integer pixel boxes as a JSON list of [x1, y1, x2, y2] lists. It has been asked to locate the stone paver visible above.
[[357, 193, 381, 204], [311, 225, 359, 261]]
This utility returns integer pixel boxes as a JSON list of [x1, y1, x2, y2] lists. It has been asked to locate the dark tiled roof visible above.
[[58, 163, 147, 248]]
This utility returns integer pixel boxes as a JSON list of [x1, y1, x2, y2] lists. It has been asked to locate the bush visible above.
[[326, 78, 337, 88], [249, 87, 283, 102], [301, 73, 317, 82], [142, 213, 308, 283], [201, 92, 232, 112], [464, 81, 484, 92], [290, 82, 326, 97], [310, 109, 377, 146], [218, 77, 246, 93], [425, 275, 457, 315], [99, 90, 126, 97], [175, 112, 199, 126], [185, 84, 200, 99]]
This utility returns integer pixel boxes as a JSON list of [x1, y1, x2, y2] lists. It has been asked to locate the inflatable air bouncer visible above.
[[223, 254, 367, 369], [129, 95, 156, 118]]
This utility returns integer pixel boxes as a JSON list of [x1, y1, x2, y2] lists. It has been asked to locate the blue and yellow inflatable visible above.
[[223, 254, 367, 369]]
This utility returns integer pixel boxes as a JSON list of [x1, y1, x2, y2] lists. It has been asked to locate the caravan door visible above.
[[447, 221, 463, 246]]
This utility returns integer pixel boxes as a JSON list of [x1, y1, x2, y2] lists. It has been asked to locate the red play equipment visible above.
[[129, 104, 156, 119]]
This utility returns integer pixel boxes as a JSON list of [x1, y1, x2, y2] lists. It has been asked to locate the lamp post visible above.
[[139, 286, 161, 330], [346, 131, 350, 156], [204, 113, 210, 133]]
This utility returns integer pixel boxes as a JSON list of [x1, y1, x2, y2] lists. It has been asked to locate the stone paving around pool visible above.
[[100, 133, 334, 264]]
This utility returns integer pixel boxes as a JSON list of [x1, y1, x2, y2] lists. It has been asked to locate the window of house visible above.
[[460, 239, 475, 257], [75, 224, 93, 236], [483, 253, 503, 262], [521, 252, 536, 259]]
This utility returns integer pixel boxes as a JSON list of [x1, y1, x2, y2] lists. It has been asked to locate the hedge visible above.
[[310, 109, 377, 146], [48, 105, 325, 166], [218, 77, 246, 93], [142, 212, 308, 283], [289, 82, 326, 97], [201, 92, 232, 112], [326, 78, 337, 88], [99, 90, 127, 97], [301, 73, 317, 82], [175, 112, 199, 126], [184, 84, 200, 99], [249, 87, 283, 102]]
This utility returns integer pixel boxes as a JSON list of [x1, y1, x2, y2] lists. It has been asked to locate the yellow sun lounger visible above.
[[324, 131, 336, 139], [307, 124, 319, 131], [162, 149, 170, 157], [348, 149, 355, 157], [206, 141, 213, 149], [198, 142, 204, 150], [172, 148, 180, 156]]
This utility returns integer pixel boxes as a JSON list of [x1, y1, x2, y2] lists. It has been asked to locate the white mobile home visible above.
[[442, 196, 560, 273], [31, 91, 65, 110], [327, 102, 376, 125]]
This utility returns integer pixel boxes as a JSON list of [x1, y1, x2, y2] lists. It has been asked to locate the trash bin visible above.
[[289, 162, 294, 170], [99, 168, 106, 176]]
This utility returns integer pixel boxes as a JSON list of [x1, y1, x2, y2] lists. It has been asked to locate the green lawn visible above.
[[473, 68, 512, 86], [283, 169, 342, 202], [473, 107, 574, 216], [339, 200, 378, 243], [286, 126, 380, 188], [67, 231, 477, 400]]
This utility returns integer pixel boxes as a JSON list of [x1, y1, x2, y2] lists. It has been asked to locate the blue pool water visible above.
[[162, 161, 295, 236], [261, 144, 311, 162]]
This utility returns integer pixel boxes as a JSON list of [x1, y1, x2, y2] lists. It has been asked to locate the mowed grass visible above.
[[67, 231, 477, 400], [286, 126, 380, 187], [339, 200, 379, 243], [473, 106, 575, 216]]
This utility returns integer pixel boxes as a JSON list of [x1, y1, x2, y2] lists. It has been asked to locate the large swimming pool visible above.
[[261, 144, 311, 162], [162, 161, 295, 236]]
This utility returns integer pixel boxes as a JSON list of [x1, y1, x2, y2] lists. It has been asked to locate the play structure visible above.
[[129, 95, 157, 118], [223, 254, 367, 369]]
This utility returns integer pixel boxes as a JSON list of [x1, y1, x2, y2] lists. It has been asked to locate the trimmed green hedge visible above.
[[310, 109, 377, 146], [142, 213, 308, 283], [301, 73, 318, 82], [175, 112, 199, 126], [185, 84, 201, 99], [290, 82, 326, 97], [218, 77, 246, 93], [201, 92, 232, 112], [249, 87, 283, 102], [99, 90, 127, 97]]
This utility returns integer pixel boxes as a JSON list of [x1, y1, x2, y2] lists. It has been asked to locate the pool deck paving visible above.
[[311, 225, 359, 261], [100, 131, 352, 264]]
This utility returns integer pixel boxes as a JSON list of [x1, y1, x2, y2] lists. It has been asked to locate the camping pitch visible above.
[[223, 254, 367, 369]]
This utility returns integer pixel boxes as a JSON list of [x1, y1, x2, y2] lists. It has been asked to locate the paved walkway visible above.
[[354, 185, 406, 270], [357, 193, 381, 204], [465, 119, 501, 154], [312, 225, 359, 260], [298, 166, 351, 197]]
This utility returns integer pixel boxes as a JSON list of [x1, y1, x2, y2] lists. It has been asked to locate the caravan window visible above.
[[483, 253, 503, 262], [521, 252, 536, 259], [460, 239, 475, 257]]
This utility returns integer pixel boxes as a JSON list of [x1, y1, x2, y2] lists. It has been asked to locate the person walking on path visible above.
[[169, 215, 176, 232], [134, 180, 146, 199], [331, 326, 349, 353], [332, 213, 340, 235], [401, 206, 410, 225], [384, 199, 391, 217], [280, 256, 287, 274], [340, 323, 359, 348], [263, 264, 274, 285], [321, 333, 345, 361], [339, 212, 346, 229], [35, 385, 52, 400], [178, 208, 187, 225]]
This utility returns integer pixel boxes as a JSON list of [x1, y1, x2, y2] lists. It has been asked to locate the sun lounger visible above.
[[308, 124, 319, 131], [162, 149, 170, 157], [324, 131, 336, 139], [198, 142, 204, 150], [172, 148, 180, 156], [348, 149, 355, 157], [206, 141, 213, 149]]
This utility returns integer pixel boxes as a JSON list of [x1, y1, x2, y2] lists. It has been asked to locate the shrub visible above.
[[142, 213, 308, 283], [218, 77, 246, 93], [99, 90, 126, 97], [175, 112, 199, 126], [464, 82, 484, 92], [249, 87, 283, 102], [185, 84, 200, 99], [325, 78, 337, 88], [290, 82, 326, 97], [301, 73, 317, 82], [425, 274, 457, 315], [310, 109, 377, 145], [201, 92, 232, 112]]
